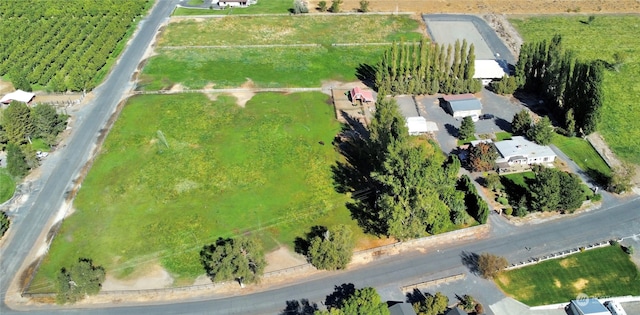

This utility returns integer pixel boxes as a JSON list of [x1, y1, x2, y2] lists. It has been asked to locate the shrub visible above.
[[497, 197, 508, 205], [55, 258, 105, 304], [477, 253, 508, 279], [0, 211, 9, 238], [504, 207, 513, 216], [623, 245, 634, 255]]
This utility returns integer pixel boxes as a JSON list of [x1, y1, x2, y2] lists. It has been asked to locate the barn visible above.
[[349, 87, 374, 104], [0, 89, 35, 105], [443, 94, 482, 120], [473, 59, 507, 85]]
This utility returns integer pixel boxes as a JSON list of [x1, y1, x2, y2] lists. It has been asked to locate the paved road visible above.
[[423, 14, 515, 68], [0, 0, 180, 313]]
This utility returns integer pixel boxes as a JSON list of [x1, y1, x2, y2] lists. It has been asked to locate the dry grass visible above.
[[308, 0, 640, 14]]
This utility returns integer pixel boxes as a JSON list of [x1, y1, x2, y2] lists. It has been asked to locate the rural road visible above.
[[1, 6, 639, 315], [0, 0, 181, 312]]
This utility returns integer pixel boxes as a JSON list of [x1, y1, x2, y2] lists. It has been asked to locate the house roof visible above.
[[442, 93, 475, 102], [493, 136, 556, 160], [448, 98, 482, 112], [570, 299, 610, 314], [473, 59, 507, 79], [350, 87, 374, 102], [444, 307, 468, 315], [406, 116, 438, 134], [0, 90, 35, 104], [388, 302, 417, 315]]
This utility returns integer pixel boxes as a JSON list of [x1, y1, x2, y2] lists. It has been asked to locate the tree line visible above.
[[375, 39, 483, 96], [0, 0, 148, 92], [1, 101, 68, 177], [333, 98, 484, 241], [512, 35, 604, 136]]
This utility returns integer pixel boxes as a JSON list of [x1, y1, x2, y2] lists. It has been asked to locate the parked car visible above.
[[480, 114, 494, 120]]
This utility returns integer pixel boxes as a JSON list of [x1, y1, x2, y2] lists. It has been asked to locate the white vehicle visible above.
[[604, 301, 628, 315]]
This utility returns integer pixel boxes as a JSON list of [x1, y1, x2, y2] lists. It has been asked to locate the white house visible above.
[[405, 116, 438, 135], [473, 60, 507, 85], [469, 136, 556, 173], [493, 136, 556, 172], [443, 94, 482, 120], [0, 89, 35, 104], [217, 0, 256, 8]]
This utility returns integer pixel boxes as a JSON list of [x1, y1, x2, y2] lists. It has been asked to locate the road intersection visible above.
[[0, 2, 639, 314]]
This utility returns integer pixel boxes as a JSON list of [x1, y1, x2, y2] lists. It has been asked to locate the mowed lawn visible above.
[[31, 92, 361, 290], [495, 245, 640, 306], [140, 46, 385, 89], [510, 15, 640, 164], [551, 133, 611, 183], [158, 15, 422, 46]]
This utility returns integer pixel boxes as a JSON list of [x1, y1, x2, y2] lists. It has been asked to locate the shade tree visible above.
[[200, 237, 266, 286]]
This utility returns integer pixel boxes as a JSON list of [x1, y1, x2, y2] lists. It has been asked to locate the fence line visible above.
[[401, 274, 465, 291], [505, 239, 617, 271]]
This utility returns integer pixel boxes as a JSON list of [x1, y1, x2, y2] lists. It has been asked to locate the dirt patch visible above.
[[102, 263, 173, 291], [554, 278, 562, 288], [169, 83, 185, 92], [264, 246, 308, 273], [572, 278, 589, 291], [559, 257, 578, 268], [311, 0, 640, 14], [484, 14, 523, 57], [228, 91, 254, 108], [496, 273, 510, 286], [355, 237, 397, 251], [0, 79, 14, 94]]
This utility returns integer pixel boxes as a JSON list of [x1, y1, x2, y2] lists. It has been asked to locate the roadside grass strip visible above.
[[495, 245, 640, 306], [0, 168, 15, 204], [30, 92, 363, 290], [159, 15, 422, 46], [511, 15, 640, 164], [139, 46, 386, 90], [175, 0, 293, 15]]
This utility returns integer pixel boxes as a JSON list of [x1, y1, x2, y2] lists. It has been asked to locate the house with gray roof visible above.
[[469, 136, 556, 173]]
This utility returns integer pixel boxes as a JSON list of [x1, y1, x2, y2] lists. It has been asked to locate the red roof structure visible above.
[[350, 87, 374, 103]]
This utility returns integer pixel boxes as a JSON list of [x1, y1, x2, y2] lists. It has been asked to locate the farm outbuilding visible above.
[[443, 94, 482, 120], [349, 87, 374, 103], [473, 59, 507, 85], [0, 89, 35, 104], [406, 116, 438, 135]]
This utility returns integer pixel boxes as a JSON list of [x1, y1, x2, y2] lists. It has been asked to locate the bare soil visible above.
[[102, 263, 173, 291], [264, 246, 307, 273], [315, 0, 640, 14]]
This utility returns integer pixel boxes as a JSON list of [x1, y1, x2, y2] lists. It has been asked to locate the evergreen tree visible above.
[[558, 172, 585, 212], [413, 291, 449, 315], [458, 116, 475, 140], [465, 43, 475, 80], [0, 211, 9, 239], [511, 109, 532, 136], [3, 101, 35, 144], [6, 143, 29, 177], [527, 116, 553, 145], [528, 166, 561, 211]]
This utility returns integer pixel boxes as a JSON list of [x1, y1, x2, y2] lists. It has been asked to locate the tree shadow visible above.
[[325, 283, 356, 309], [405, 288, 426, 304], [294, 225, 328, 256], [460, 251, 480, 275], [355, 63, 378, 89], [280, 299, 319, 315], [494, 117, 512, 133], [444, 123, 458, 138]]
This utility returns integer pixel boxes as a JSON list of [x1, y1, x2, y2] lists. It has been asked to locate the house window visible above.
[[544, 157, 549, 162]]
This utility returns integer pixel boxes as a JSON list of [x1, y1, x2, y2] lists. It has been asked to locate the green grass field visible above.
[[30, 92, 364, 290], [159, 15, 421, 46], [551, 133, 611, 184], [140, 46, 385, 89], [0, 168, 16, 204], [174, 0, 292, 15], [495, 131, 512, 141], [510, 15, 640, 164], [502, 171, 534, 189], [495, 245, 640, 306]]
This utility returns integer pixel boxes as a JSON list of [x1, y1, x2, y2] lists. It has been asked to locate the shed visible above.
[[406, 116, 438, 135], [443, 95, 482, 120], [569, 299, 610, 315], [388, 302, 417, 315], [0, 89, 35, 104], [473, 59, 507, 85], [349, 87, 374, 103]]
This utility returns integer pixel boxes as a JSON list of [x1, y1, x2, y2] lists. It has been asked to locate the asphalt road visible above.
[[0, 0, 180, 312], [1, 8, 639, 315]]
